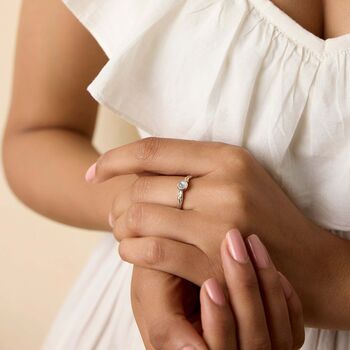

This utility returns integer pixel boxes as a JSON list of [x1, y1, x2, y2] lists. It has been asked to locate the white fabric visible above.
[[43, 0, 350, 348]]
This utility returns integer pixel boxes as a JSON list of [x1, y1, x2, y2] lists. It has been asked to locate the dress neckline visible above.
[[248, 0, 350, 57]]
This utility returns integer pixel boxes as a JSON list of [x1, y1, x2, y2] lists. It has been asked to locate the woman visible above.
[[3, 0, 350, 349]]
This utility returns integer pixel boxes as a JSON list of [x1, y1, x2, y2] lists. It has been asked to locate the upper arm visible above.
[[5, 0, 108, 138]]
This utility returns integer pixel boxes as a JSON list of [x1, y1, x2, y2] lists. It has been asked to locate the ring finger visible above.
[[110, 175, 200, 224]]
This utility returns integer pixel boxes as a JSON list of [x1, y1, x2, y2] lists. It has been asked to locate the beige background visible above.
[[0, 2, 138, 349]]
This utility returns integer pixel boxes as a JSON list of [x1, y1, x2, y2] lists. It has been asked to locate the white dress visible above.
[[43, 0, 350, 348]]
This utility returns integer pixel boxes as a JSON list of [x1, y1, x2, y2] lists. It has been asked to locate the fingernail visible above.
[[247, 234, 270, 269], [108, 212, 114, 228], [85, 163, 96, 182], [204, 278, 226, 306], [226, 229, 249, 264], [278, 272, 293, 299], [181, 346, 196, 350]]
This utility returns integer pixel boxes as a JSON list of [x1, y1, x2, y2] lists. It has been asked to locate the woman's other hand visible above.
[[131, 230, 304, 350], [200, 229, 304, 350]]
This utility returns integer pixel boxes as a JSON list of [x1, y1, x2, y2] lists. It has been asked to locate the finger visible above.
[[246, 234, 293, 350], [200, 278, 237, 350], [119, 237, 212, 286], [221, 229, 271, 350], [87, 137, 226, 183], [278, 272, 305, 349], [131, 267, 207, 350], [113, 202, 211, 245], [110, 175, 199, 223]]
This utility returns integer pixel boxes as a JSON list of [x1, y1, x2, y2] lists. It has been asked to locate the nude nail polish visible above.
[[226, 229, 249, 264], [85, 163, 96, 182], [204, 278, 226, 306], [247, 234, 270, 269]]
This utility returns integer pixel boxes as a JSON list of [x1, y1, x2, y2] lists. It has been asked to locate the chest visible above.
[[272, 0, 350, 39]]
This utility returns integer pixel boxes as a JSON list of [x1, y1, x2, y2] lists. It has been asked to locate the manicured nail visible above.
[[204, 278, 226, 306], [85, 163, 96, 182], [108, 212, 114, 228], [226, 229, 249, 264], [247, 234, 270, 269], [181, 346, 195, 350], [278, 272, 293, 299]]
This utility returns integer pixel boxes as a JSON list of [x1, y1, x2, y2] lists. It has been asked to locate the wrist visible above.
[[303, 227, 350, 329]]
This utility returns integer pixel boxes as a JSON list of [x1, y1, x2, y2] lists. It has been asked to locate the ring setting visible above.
[[177, 175, 192, 209]]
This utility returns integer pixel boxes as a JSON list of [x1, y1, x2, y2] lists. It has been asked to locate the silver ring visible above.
[[177, 175, 193, 209]]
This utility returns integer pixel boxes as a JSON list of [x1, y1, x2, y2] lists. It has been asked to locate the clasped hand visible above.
[[86, 137, 313, 349]]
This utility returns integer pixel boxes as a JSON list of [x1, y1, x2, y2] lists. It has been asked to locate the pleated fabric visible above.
[[43, 0, 350, 348]]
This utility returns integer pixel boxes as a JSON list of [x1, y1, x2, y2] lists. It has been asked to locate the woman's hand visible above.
[[200, 230, 304, 350], [86, 137, 328, 290], [131, 230, 305, 350], [131, 266, 206, 350], [86, 137, 349, 327]]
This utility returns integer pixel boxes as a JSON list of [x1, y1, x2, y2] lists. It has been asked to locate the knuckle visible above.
[[118, 240, 128, 261], [112, 219, 125, 241], [126, 203, 145, 232], [224, 146, 252, 172], [215, 184, 251, 230], [131, 176, 151, 203], [135, 137, 162, 161], [235, 152, 252, 172], [229, 184, 252, 216], [231, 184, 248, 204], [219, 144, 238, 163], [111, 196, 121, 221], [143, 239, 164, 266]]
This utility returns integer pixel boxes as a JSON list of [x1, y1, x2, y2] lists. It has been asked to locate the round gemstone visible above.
[[177, 180, 188, 190]]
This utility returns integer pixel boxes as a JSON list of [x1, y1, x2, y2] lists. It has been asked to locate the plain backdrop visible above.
[[0, 1, 138, 349]]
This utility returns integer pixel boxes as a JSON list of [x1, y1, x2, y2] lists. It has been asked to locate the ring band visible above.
[[177, 175, 193, 209]]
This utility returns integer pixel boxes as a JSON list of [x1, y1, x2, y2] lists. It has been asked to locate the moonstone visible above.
[[177, 180, 188, 190]]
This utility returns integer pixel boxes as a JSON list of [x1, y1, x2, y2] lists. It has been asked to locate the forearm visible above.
[[3, 127, 136, 231]]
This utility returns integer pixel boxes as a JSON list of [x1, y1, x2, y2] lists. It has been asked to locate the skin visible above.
[[154, 230, 305, 350], [3, 0, 131, 231], [91, 137, 350, 330], [200, 231, 304, 350], [130, 230, 305, 350], [2, 0, 350, 349]]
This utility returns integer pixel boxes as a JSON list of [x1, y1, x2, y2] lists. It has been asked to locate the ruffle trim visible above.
[[62, 0, 350, 231]]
